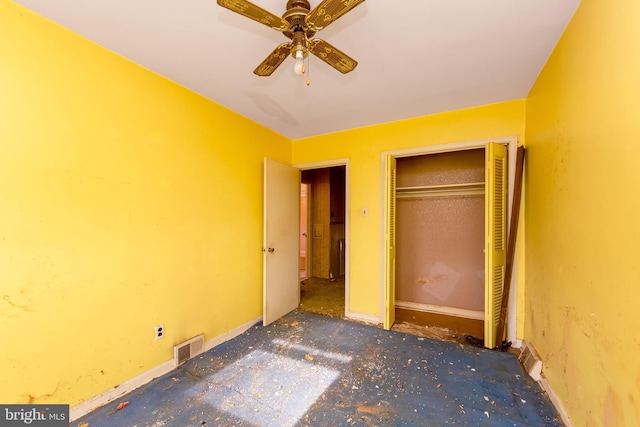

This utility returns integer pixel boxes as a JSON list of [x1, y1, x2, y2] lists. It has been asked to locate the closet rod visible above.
[[396, 182, 485, 198], [397, 182, 484, 192], [396, 189, 484, 199]]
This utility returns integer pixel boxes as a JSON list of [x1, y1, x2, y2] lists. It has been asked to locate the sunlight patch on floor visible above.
[[271, 338, 353, 363], [206, 349, 340, 426]]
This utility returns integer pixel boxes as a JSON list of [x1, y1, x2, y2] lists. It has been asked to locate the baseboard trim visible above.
[[345, 311, 381, 325], [538, 374, 573, 427], [70, 316, 262, 422], [519, 341, 572, 427], [202, 316, 261, 353], [395, 300, 484, 321]]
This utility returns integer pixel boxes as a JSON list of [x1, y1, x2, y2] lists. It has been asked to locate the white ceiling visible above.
[[14, 0, 581, 139]]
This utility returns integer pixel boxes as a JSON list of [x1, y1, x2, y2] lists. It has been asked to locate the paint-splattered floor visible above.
[[75, 311, 562, 427]]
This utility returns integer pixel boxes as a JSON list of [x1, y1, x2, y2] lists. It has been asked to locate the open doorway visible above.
[[298, 166, 346, 318]]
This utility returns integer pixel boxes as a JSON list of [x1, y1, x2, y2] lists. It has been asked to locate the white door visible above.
[[263, 158, 300, 326]]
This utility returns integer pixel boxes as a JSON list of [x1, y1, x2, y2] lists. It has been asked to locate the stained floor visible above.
[[298, 276, 473, 345], [75, 311, 562, 427], [299, 277, 345, 318]]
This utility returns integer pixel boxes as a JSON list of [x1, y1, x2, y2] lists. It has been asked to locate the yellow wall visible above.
[[293, 100, 525, 320], [524, 0, 640, 424], [0, 1, 290, 406]]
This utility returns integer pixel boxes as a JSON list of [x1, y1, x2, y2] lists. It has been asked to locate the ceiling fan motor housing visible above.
[[286, 0, 310, 12], [283, 0, 313, 38]]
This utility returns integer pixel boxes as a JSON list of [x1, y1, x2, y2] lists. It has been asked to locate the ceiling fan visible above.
[[217, 0, 365, 78]]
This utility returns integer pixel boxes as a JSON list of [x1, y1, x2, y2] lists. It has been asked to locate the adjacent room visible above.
[[298, 166, 347, 319], [2, 0, 639, 425]]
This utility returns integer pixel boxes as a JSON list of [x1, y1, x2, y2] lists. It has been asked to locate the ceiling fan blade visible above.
[[217, 0, 290, 32], [306, 0, 365, 32], [254, 43, 293, 76], [308, 38, 357, 74]]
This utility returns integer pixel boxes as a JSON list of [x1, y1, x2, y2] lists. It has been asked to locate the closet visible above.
[[395, 148, 485, 336]]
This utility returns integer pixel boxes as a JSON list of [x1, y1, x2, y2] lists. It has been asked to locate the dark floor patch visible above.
[[76, 311, 562, 427], [395, 307, 485, 340], [299, 276, 345, 318], [392, 320, 469, 346]]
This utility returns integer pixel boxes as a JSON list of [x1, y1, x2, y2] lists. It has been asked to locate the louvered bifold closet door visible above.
[[484, 143, 507, 348], [384, 155, 397, 330]]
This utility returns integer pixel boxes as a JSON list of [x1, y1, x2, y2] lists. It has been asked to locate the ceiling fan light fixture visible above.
[[291, 30, 307, 76], [294, 47, 306, 75]]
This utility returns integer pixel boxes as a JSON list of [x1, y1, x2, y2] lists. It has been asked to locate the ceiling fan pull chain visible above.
[[306, 51, 311, 86]]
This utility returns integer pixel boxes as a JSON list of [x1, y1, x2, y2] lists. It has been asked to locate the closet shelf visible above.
[[396, 182, 484, 198]]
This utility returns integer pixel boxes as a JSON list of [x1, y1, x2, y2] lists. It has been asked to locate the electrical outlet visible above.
[[154, 324, 165, 340]]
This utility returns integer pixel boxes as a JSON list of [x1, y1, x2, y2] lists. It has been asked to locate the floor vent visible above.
[[518, 342, 543, 381], [173, 334, 205, 367]]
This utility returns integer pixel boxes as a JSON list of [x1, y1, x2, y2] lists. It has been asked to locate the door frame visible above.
[[300, 182, 311, 280], [294, 158, 351, 319], [380, 135, 520, 345]]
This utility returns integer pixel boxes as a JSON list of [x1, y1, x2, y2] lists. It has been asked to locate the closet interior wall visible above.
[[395, 149, 486, 316]]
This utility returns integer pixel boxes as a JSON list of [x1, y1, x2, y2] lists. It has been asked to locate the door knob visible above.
[[268, 247, 275, 253]]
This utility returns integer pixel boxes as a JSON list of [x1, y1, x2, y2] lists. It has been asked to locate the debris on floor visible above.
[[75, 310, 563, 427], [392, 321, 467, 345]]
